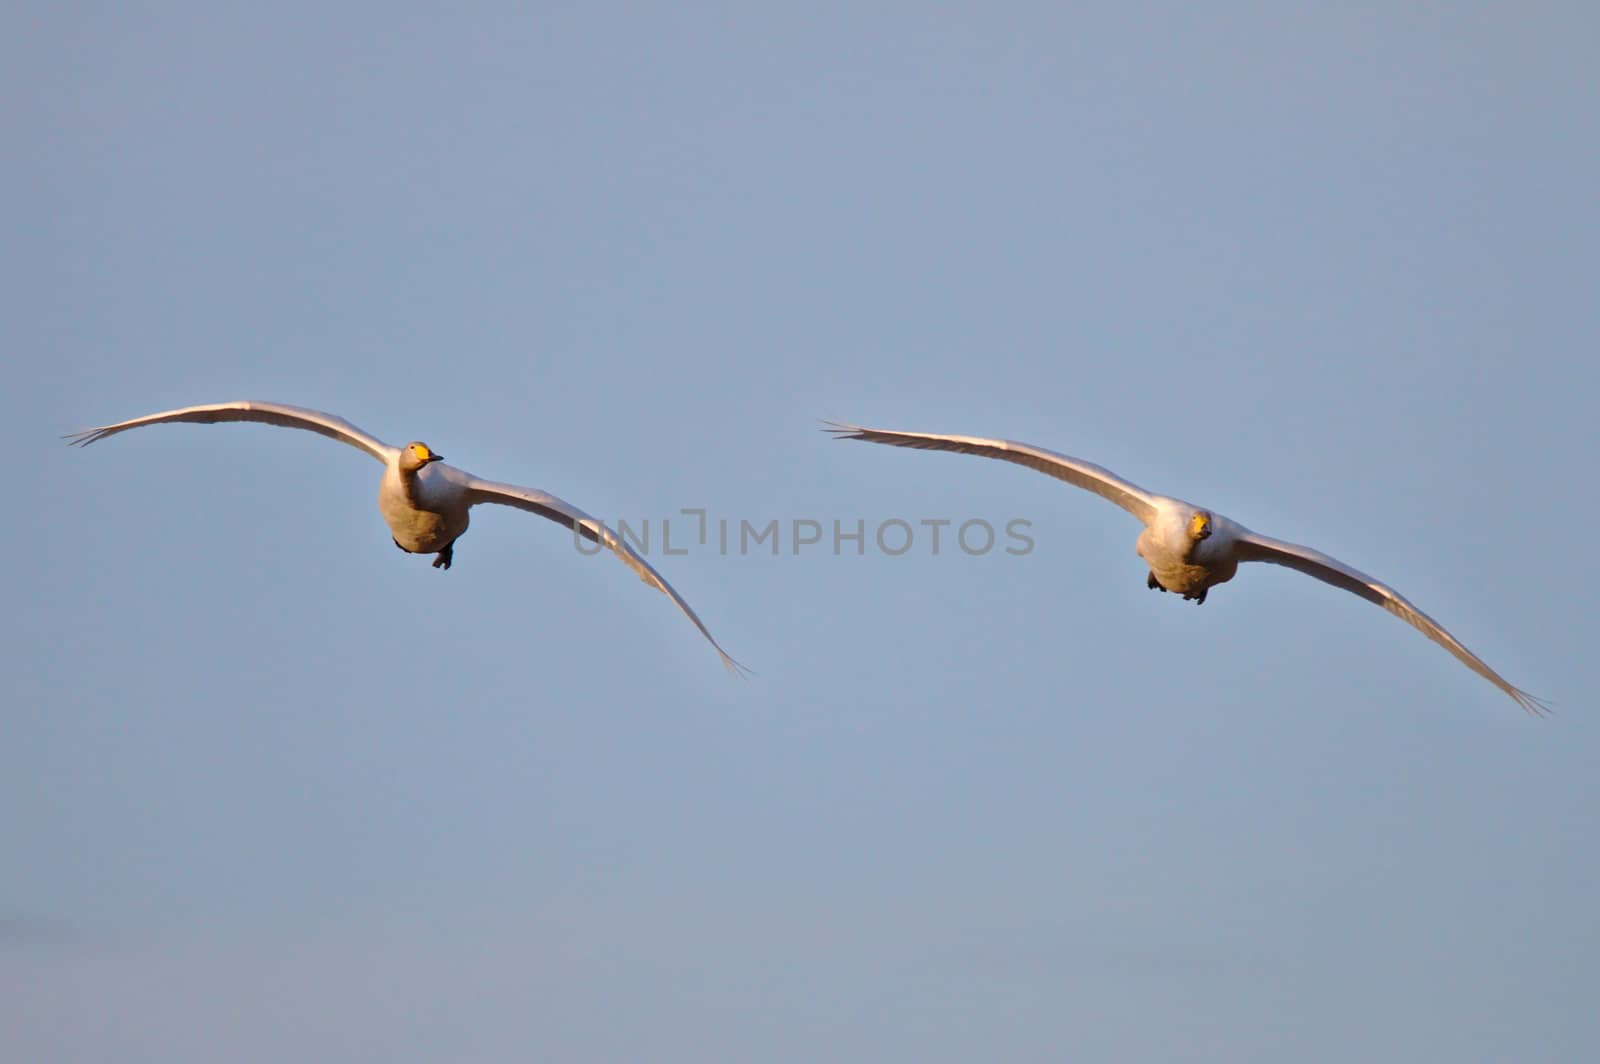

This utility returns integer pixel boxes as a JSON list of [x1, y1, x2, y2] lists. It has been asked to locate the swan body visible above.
[[1135, 499, 1239, 601], [378, 449, 471, 558]]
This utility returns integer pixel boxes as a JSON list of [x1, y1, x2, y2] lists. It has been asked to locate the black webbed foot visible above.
[[1147, 571, 1166, 592], [1192, 589, 1207, 605], [432, 541, 455, 570]]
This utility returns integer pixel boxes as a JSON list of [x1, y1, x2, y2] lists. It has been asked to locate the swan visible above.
[[828, 421, 1546, 714], [68, 401, 745, 673]]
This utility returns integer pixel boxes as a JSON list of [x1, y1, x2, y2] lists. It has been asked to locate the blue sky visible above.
[[4, 3, 1596, 1060]]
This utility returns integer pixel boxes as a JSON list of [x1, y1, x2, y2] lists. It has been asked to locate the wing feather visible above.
[[1235, 530, 1548, 715], [66, 401, 394, 463], [464, 478, 747, 675], [826, 422, 1158, 524]]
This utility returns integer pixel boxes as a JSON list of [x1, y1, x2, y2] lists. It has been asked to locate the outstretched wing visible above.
[[464, 477, 748, 675], [826, 422, 1159, 525], [1234, 529, 1548, 715], [66, 401, 395, 463]]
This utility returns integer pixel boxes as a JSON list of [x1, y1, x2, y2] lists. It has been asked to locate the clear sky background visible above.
[[4, 3, 1597, 1061]]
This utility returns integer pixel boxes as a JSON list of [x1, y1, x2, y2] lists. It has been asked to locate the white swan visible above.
[[68, 401, 745, 673], [828, 422, 1546, 714]]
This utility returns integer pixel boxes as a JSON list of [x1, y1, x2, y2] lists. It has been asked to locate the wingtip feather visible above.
[[821, 418, 868, 440], [1512, 689, 1554, 718]]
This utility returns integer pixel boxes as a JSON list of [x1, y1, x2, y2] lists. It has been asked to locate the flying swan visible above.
[[68, 401, 744, 673], [827, 422, 1546, 714]]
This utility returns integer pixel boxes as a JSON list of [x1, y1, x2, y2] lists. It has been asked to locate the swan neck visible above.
[[398, 464, 423, 508]]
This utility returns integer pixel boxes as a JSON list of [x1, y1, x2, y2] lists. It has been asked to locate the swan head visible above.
[[399, 441, 444, 473], [1188, 510, 1213, 542]]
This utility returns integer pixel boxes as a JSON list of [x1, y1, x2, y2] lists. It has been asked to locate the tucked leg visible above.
[[1147, 571, 1166, 592], [1192, 588, 1207, 605], [432, 540, 456, 570]]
